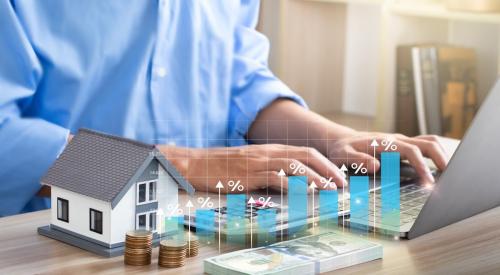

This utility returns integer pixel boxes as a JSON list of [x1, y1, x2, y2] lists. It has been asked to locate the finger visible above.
[[248, 171, 289, 192], [268, 158, 334, 190], [289, 146, 347, 188], [392, 141, 434, 184], [341, 147, 380, 174], [401, 136, 447, 170]]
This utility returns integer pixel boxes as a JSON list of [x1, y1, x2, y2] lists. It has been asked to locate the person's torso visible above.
[[15, 0, 239, 147]]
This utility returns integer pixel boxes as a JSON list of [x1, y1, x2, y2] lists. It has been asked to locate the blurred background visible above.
[[257, 0, 500, 139]]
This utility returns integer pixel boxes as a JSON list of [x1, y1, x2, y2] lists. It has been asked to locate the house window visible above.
[[136, 181, 157, 204], [89, 209, 103, 234], [136, 211, 157, 232], [57, 197, 69, 222], [137, 213, 147, 230], [149, 212, 156, 232]]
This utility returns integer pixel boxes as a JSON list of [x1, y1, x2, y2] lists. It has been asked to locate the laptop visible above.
[[186, 79, 500, 239], [347, 78, 500, 239]]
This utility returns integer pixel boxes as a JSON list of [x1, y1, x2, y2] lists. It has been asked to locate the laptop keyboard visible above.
[[339, 183, 433, 227]]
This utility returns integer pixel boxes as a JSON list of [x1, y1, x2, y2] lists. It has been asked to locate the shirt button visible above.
[[154, 67, 167, 78]]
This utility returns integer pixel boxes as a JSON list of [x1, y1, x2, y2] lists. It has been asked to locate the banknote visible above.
[[204, 231, 382, 274]]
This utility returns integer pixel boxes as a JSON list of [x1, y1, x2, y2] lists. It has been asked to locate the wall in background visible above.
[[259, 0, 500, 132]]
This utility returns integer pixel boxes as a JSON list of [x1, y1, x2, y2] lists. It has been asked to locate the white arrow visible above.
[[309, 181, 318, 232], [340, 164, 348, 231], [278, 169, 286, 241], [371, 139, 379, 234], [248, 196, 256, 248], [186, 200, 194, 251], [215, 181, 224, 252]]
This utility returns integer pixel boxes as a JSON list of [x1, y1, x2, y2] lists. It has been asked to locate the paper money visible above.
[[204, 231, 382, 274]]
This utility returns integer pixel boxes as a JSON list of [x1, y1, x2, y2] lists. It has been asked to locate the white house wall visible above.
[[110, 181, 136, 244], [157, 164, 179, 224], [110, 160, 179, 243], [51, 186, 111, 244]]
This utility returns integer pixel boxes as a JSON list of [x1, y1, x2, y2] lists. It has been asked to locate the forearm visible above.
[[247, 99, 356, 155]]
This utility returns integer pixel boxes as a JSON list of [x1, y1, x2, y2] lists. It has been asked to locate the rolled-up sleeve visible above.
[[228, 0, 307, 146], [0, 1, 69, 216]]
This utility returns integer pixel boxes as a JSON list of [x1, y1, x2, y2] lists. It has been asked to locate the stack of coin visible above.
[[186, 235, 199, 257], [124, 230, 153, 266], [158, 240, 187, 268]]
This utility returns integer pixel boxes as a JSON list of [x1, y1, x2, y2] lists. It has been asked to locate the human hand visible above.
[[327, 132, 448, 184], [156, 144, 347, 193]]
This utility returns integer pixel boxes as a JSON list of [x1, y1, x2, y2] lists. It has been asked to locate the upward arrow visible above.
[[186, 200, 194, 208], [340, 164, 348, 232], [248, 196, 256, 204], [370, 139, 379, 147], [277, 169, 286, 177], [309, 181, 318, 189], [216, 180, 223, 252], [248, 196, 256, 248], [215, 181, 224, 189], [278, 169, 286, 241], [340, 164, 348, 174]]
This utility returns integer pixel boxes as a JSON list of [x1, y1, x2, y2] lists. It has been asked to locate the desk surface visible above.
[[2, 205, 500, 274]]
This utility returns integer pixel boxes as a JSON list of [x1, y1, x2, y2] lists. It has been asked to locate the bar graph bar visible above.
[[287, 176, 308, 237], [226, 194, 246, 244], [195, 209, 215, 245], [164, 216, 184, 241], [381, 152, 401, 232], [350, 176, 369, 231], [257, 208, 277, 247], [319, 190, 338, 229]]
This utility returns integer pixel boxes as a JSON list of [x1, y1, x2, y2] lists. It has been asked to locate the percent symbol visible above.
[[228, 180, 244, 192], [381, 139, 398, 151], [289, 162, 306, 174], [258, 197, 275, 207], [197, 197, 214, 208], [167, 204, 183, 216], [351, 163, 368, 174], [320, 177, 335, 188]]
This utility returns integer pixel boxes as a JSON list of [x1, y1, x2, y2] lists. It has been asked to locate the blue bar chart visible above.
[[196, 209, 215, 245], [164, 215, 184, 240], [350, 176, 369, 231], [319, 190, 338, 229], [287, 176, 308, 236], [226, 194, 246, 244], [381, 152, 401, 232], [257, 208, 277, 246]]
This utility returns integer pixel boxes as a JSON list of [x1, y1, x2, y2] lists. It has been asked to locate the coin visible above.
[[124, 230, 153, 266]]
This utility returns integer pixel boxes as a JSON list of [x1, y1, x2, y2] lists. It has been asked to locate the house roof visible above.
[[42, 128, 194, 207]]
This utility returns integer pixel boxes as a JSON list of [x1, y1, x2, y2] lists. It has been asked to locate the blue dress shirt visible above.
[[0, 0, 305, 216]]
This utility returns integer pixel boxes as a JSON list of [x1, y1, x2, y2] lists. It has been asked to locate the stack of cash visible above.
[[124, 230, 153, 266], [204, 231, 382, 274]]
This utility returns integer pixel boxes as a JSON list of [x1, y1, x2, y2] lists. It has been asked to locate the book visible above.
[[412, 46, 442, 135], [395, 46, 419, 136], [438, 47, 477, 139], [204, 231, 383, 275], [406, 44, 477, 138]]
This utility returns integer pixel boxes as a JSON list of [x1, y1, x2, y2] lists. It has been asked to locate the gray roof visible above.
[[42, 128, 194, 208]]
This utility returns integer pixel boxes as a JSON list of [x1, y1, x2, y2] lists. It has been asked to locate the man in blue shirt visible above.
[[0, 0, 447, 216]]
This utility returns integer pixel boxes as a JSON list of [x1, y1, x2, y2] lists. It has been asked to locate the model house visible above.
[[38, 128, 194, 257]]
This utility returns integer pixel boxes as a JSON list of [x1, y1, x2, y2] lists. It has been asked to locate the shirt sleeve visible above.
[[0, 2, 69, 216], [227, 0, 307, 146]]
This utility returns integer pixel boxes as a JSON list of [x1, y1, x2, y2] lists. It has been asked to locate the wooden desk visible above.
[[2, 205, 500, 274]]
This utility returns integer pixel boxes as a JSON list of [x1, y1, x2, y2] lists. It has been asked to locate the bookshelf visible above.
[[259, 0, 500, 132]]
